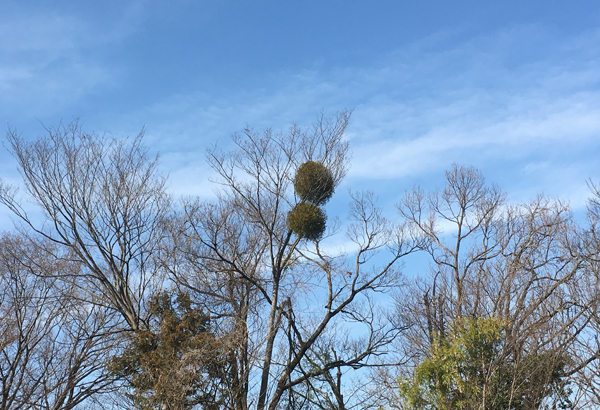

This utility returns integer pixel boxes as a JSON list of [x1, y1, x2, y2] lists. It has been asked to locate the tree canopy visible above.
[[0, 114, 599, 409]]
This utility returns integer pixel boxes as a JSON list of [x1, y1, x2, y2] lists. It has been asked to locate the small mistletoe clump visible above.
[[287, 202, 326, 240], [293, 161, 335, 205]]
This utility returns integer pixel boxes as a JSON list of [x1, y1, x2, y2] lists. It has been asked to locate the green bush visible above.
[[293, 161, 335, 205], [287, 202, 326, 240], [399, 317, 572, 410]]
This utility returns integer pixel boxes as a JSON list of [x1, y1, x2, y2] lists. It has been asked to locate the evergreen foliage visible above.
[[399, 317, 572, 410], [111, 292, 226, 410]]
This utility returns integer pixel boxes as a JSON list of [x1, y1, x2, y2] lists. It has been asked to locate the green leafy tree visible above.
[[399, 317, 572, 410]]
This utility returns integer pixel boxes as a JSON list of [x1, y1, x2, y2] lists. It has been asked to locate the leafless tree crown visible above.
[[0, 122, 170, 331]]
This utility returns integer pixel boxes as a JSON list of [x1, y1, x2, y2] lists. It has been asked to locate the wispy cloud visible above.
[[0, 4, 143, 117], [128, 24, 599, 206], [4, 12, 597, 208]]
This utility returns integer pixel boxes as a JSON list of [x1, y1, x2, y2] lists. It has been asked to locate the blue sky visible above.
[[1, 0, 600, 218]]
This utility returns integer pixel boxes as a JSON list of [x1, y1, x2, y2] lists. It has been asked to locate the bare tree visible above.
[[0, 121, 171, 331], [568, 180, 600, 407], [393, 164, 595, 408], [0, 233, 119, 410], [164, 112, 419, 410]]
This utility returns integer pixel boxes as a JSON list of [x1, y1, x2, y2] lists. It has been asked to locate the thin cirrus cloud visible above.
[[350, 90, 600, 178], [337, 26, 600, 209], [130, 23, 600, 209], [1, 7, 598, 211]]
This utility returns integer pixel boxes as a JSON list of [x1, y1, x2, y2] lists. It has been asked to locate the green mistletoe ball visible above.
[[287, 202, 326, 240], [293, 161, 335, 205]]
